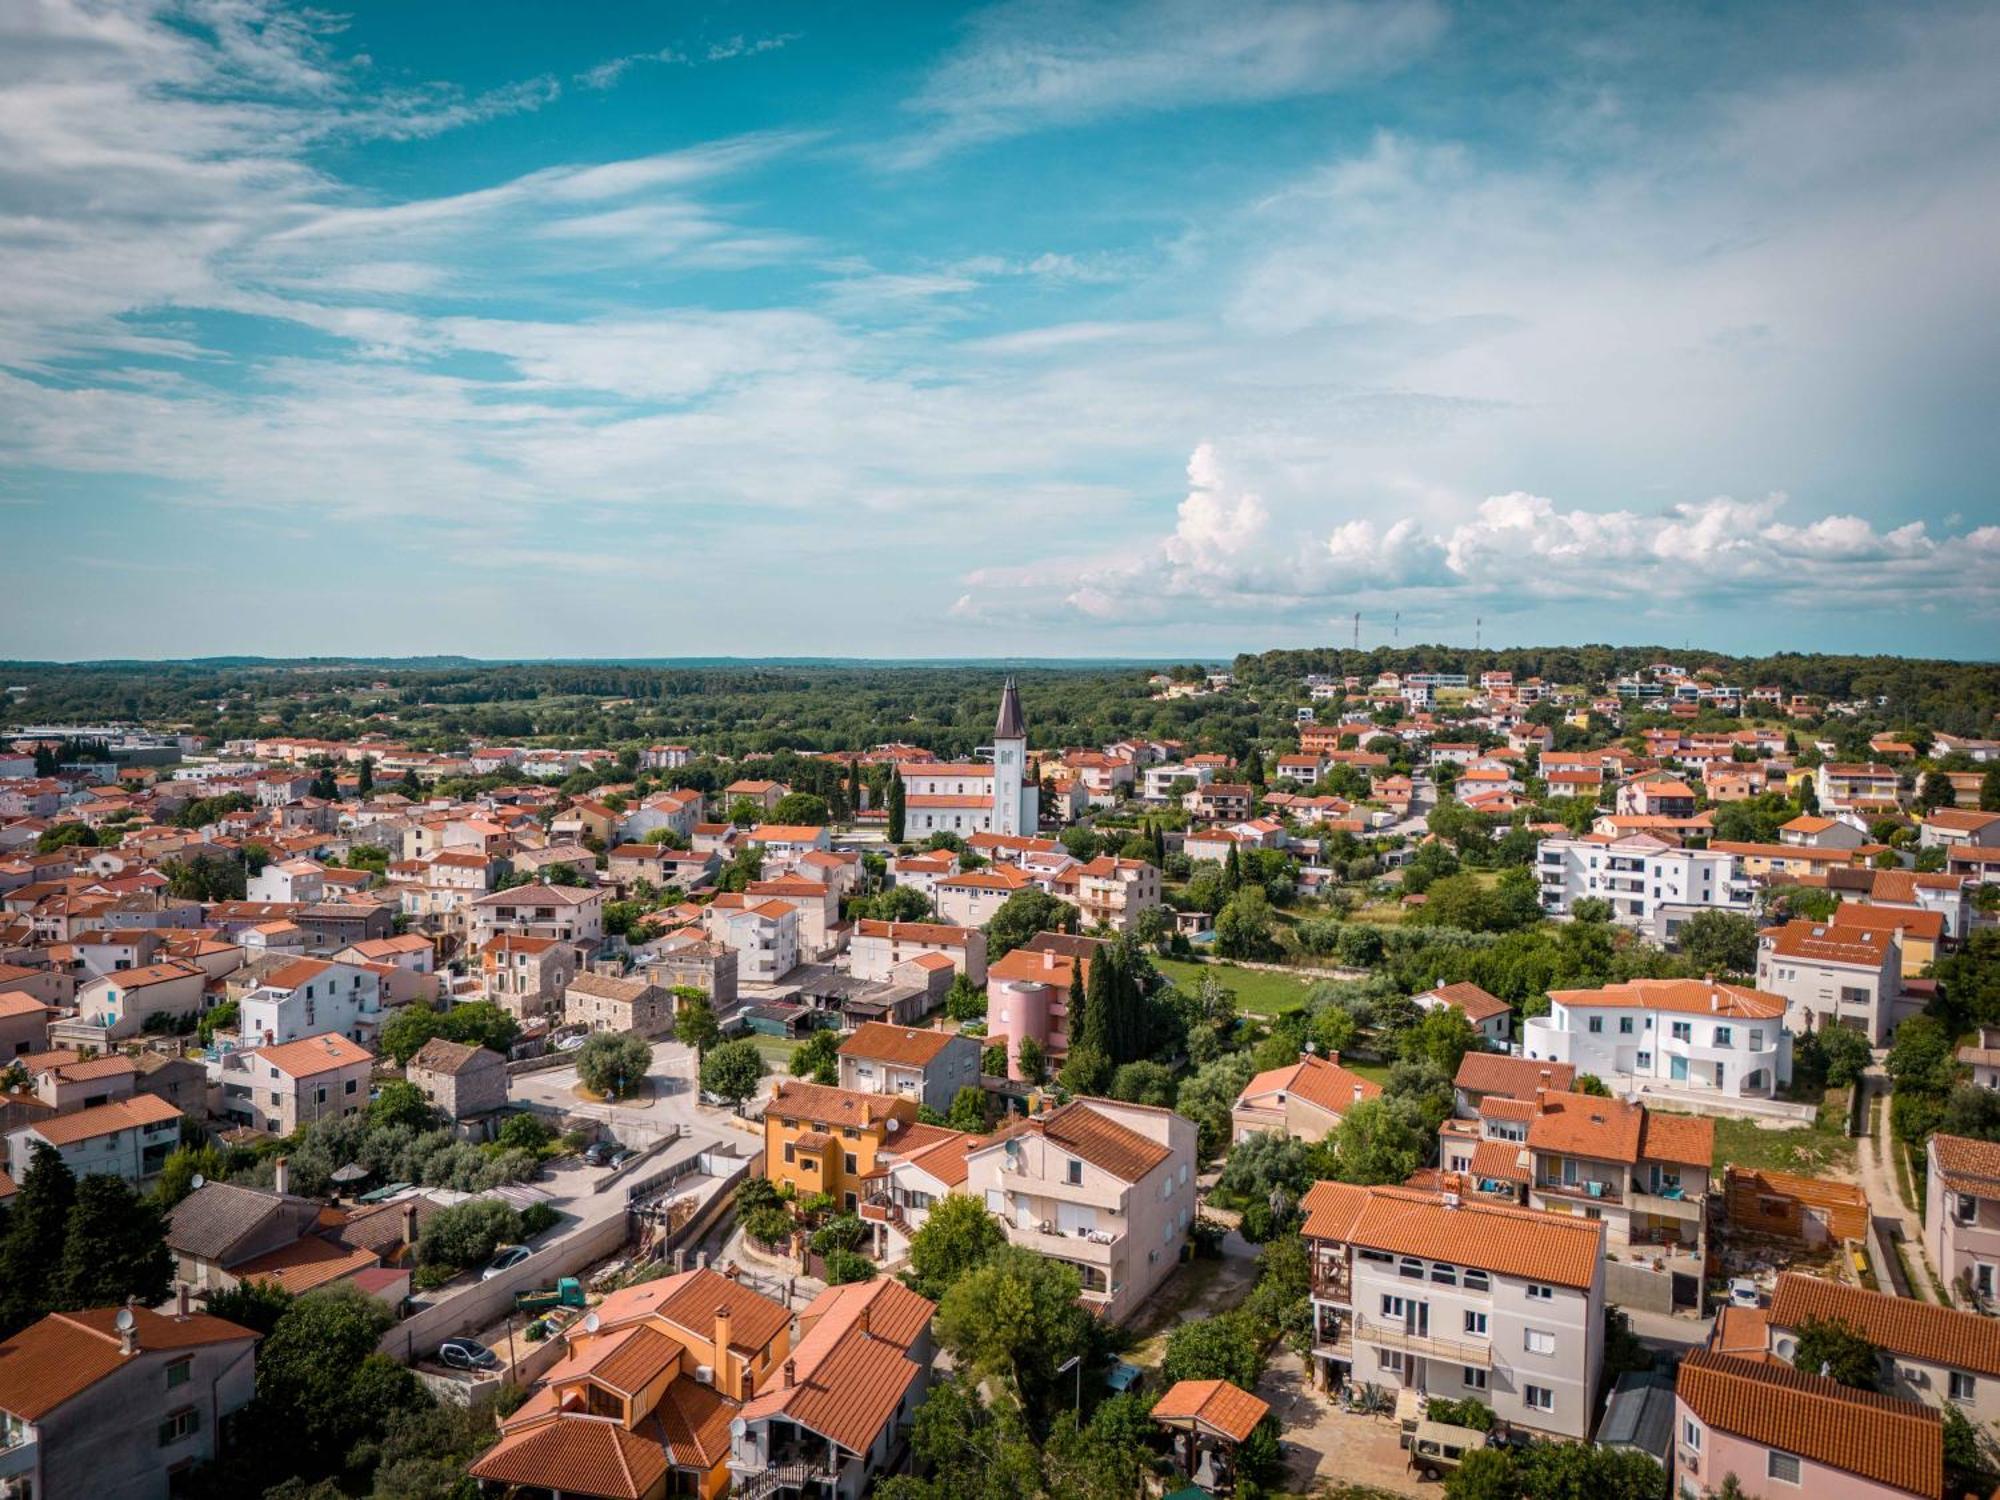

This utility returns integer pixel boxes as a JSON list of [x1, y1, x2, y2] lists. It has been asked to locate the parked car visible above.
[[582, 1140, 622, 1167], [437, 1339, 500, 1372], [481, 1245, 533, 1280], [1408, 1421, 1487, 1482], [554, 1033, 589, 1053], [1729, 1277, 1762, 1308]]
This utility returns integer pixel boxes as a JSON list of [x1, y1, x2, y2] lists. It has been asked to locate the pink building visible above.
[[1673, 1349, 1941, 1500], [1926, 1133, 2000, 1311], [985, 944, 1092, 1081]]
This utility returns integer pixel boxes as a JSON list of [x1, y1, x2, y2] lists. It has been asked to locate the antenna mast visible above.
[[1352, 611, 1360, 650]]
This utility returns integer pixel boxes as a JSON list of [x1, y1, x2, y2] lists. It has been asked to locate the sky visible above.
[[2, 0, 1998, 662]]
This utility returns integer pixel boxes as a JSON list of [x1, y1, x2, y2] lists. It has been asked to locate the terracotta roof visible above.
[[852, 919, 977, 944], [470, 1415, 668, 1500], [837, 1022, 962, 1068], [410, 1037, 497, 1075], [1527, 1091, 1644, 1164], [1235, 1053, 1381, 1118], [1300, 1180, 1603, 1289], [1759, 921, 1891, 968], [1545, 978, 1785, 1021], [1035, 1099, 1173, 1183], [896, 1130, 974, 1189], [1639, 1111, 1716, 1170], [1422, 981, 1511, 1023], [767, 1080, 917, 1135], [989, 946, 1089, 989], [1675, 1349, 1941, 1498], [1929, 1134, 2000, 1197], [740, 1279, 935, 1453], [1711, 1303, 1772, 1359], [1469, 1138, 1531, 1184], [649, 1373, 733, 1470], [1454, 1052, 1575, 1099], [0, 1307, 256, 1421], [41, 1054, 138, 1083], [235, 1236, 381, 1294], [1829, 905, 1945, 942], [565, 972, 659, 1003], [30, 1092, 181, 1146], [1151, 1378, 1271, 1443], [0, 991, 51, 1019], [253, 1032, 373, 1078], [595, 1266, 792, 1357], [590, 1324, 682, 1395], [1768, 1271, 2000, 1378]]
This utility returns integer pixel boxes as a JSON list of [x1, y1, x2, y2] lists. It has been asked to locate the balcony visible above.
[[1311, 1264, 1353, 1303], [1627, 1187, 1703, 1223], [1002, 1217, 1118, 1264], [1313, 1310, 1354, 1358], [0, 1430, 36, 1483], [1535, 1176, 1622, 1205], [1352, 1312, 1493, 1369]]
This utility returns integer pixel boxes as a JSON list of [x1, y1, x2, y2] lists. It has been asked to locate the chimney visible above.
[[714, 1304, 732, 1364], [1535, 1087, 1548, 1110], [1353, 1084, 1364, 1103], [402, 1201, 419, 1254], [782, 1359, 796, 1390], [274, 1156, 289, 1196], [174, 1283, 190, 1319], [1537, 1069, 1551, 1087], [857, 1301, 870, 1339], [118, 1305, 138, 1357]]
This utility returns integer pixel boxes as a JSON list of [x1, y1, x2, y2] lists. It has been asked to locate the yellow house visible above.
[[764, 1079, 918, 1212], [469, 1266, 791, 1500]]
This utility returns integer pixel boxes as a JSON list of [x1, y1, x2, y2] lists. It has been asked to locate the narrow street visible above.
[[1855, 1067, 1938, 1302]]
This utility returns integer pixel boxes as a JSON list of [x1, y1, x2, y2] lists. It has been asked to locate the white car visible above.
[[481, 1245, 533, 1280], [554, 1033, 589, 1053]]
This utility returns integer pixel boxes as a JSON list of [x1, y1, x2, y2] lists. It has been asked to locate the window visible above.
[[1376, 1349, 1406, 1377], [1714, 1026, 1733, 1048], [1766, 1452, 1800, 1484], [1619, 1016, 1634, 1035], [1636, 1051, 1652, 1068], [1064, 1158, 1084, 1184], [1463, 1311, 1487, 1336], [1359, 1248, 1392, 1264], [1429, 1262, 1456, 1285], [1671, 1021, 1692, 1042], [1750, 1029, 1764, 1051], [1587, 1016, 1603, 1034], [166, 1357, 192, 1389], [1381, 1295, 1410, 1318], [1957, 1194, 1978, 1226], [159, 1408, 201, 1446], [1682, 1418, 1701, 1452], [344, 1078, 358, 1095], [1524, 1329, 1555, 1356], [1462, 1367, 1487, 1391], [783, 1144, 796, 1165], [1526, 1283, 1554, 1301], [1950, 1371, 1977, 1403], [1523, 1384, 1553, 1413]]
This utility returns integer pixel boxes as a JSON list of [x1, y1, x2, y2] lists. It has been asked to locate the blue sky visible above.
[[1, 0, 1997, 661]]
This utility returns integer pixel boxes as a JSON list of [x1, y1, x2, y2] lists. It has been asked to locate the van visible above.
[[1407, 1420, 1488, 1481]]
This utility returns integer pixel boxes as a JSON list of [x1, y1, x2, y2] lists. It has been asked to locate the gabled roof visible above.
[[1234, 1053, 1380, 1118], [979, 1098, 1174, 1184], [1422, 981, 1510, 1023], [1930, 1133, 2000, 1196], [470, 1414, 668, 1500], [1299, 1179, 1602, 1289], [0, 1307, 256, 1421], [1675, 1349, 1941, 1498], [1768, 1271, 2000, 1378], [1151, 1378, 1270, 1443], [766, 1080, 916, 1133], [1546, 977, 1784, 1021], [1453, 1052, 1574, 1099], [837, 1021, 963, 1068], [739, 1279, 935, 1455], [30, 1093, 181, 1146], [410, 1037, 500, 1075], [252, 1032, 373, 1079]]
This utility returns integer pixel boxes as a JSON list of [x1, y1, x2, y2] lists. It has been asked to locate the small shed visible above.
[[1152, 1378, 1271, 1492]]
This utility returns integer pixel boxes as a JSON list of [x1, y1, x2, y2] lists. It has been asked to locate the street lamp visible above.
[[1057, 1353, 1082, 1413]]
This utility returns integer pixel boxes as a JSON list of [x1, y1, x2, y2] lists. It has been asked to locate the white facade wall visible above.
[[1523, 1000, 1791, 1097], [1535, 837, 1755, 926]]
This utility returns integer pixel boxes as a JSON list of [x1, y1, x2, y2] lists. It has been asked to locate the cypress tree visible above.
[[887, 772, 906, 843], [1223, 842, 1242, 895], [0, 1144, 75, 1335], [357, 755, 374, 798]]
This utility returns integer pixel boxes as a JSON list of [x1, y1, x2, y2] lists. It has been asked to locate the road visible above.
[[1855, 1066, 1939, 1302], [511, 1038, 724, 1148]]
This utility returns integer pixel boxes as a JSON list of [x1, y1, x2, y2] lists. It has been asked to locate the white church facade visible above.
[[898, 678, 1039, 839]]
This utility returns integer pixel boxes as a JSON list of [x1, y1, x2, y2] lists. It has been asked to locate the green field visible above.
[[1701, 1086, 1856, 1174], [1154, 957, 1322, 1016]]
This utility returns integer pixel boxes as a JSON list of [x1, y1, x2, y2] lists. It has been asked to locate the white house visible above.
[[896, 680, 1038, 839], [1523, 978, 1791, 1100], [237, 956, 388, 1047], [1534, 832, 1754, 934]]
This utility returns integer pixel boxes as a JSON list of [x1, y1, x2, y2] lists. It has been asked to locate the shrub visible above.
[[822, 1249, 876, 1284]]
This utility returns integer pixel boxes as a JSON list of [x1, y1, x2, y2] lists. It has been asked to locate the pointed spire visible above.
[[994, 676, 1026, 740]]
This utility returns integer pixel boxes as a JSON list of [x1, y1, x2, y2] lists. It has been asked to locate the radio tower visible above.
[[1475, 616, 1482, 651], [1352, 611, 1360, 650], [1394, 610, 1400, 643]]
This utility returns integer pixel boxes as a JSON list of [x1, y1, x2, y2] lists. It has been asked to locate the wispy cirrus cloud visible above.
[[574, 31, 800, 91]]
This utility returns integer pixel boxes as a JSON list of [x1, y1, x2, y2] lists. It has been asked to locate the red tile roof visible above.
[[1151, 1378, 1271, 1443], [1767, 1272, 2000, 1378], [1300, 1180, 1603, 1289], [0, 1307, 256, 1420]]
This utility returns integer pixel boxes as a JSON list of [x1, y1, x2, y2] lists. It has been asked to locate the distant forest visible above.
[[0, 644, 1994, 754]]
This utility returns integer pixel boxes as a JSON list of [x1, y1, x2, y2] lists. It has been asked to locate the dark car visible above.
[[583, 1140, 621, 1167]]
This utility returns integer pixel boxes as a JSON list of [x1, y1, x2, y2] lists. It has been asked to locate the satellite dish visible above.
[[885, 1118, 898, 1133], [730, 1418, 747, 1439], [115, 1308, 136, 1333], [582, 1312, 601, 1334], [190, 1173, 205, 1190]]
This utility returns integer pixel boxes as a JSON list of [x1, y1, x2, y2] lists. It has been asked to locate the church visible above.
[[896, 678, 1040, 839]]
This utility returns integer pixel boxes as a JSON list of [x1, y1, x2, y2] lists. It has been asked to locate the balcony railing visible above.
[[1353, 1313, 1493, 1369], [1536, 1177, 1622, 1204]]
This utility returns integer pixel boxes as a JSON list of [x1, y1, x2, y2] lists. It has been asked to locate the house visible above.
[[218, 1033, 373, 1136], [237, 956, 387, 1048], [334, 934, 437, 1005], [1925, 1134, 2000, 1312], [764, 1080, 919, 1213], [856, 1125, 975, 1260], [0, 1303, 259, 1500], [564, 972, 674, 1037], [1534, 833, 1754, 933], [985, 942, 1094, 1082], [73, 959, 207, 1041], [1918, 808, 2000, 852], [1815, 763, 1901, 811], [723, 779, 789, 815], [727, 1278, 937, 1500], [478, 933, 577, 1019], [1763, 1272, 2000, 1431], [1755, 920, 1907, 1045], [1452, 1053, 1576, 1116], [884, 848, 958, 903], [1070, 856, 1163, 934], [471, 1266, 794, 1500], [1959, 1027, 2000, 1092], [31, 1054, 137, 1112], [1672, 1351, 1942, 1500], [1777, 814, 1866, 850], [1523, 1091, 1713, 1257], [1828, 903, 1944, 972], [702, 896, 800, 984], [407, 1038, 508, 1122], [1412, 981, 1512, 1044], [247, 858, 327, 905], [549, 798, 618, 846], [932, 863, 1038, 928], [835, 1022, 981, 1114], [1229, 1053, 1382, 1144], [0, 989, 51, 1057], [468, 884, 604, 948], [963, 1098, 1196, 1325], [165, 1177, 333, 1291], [1615, 775, 1698, 819], [1524, 978, 1791, 1100], [892, 683, 1038, 841], [1184, 783, 1254, 822], [6, 1093, 182, 1186], [744, 825, 832, 878], [744, 877, 840, 960], [638, 937, 739, 1009], [1299, 1178, 1605, 1438]]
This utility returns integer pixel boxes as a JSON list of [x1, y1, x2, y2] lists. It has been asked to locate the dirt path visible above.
[[1124, 1227, 1263, 1366], [1856, 1067, 1938, 1302]]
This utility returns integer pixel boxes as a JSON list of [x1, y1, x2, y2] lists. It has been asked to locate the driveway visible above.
[[1258, 1346, 1428, 1497], [1856, 1066, 1940, 1302]]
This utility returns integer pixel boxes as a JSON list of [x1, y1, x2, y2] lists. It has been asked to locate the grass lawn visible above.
[[1154, 957, 1321, 1016], [1703, 1086, 1857, 1175], [750, 1035, 805, 1066]]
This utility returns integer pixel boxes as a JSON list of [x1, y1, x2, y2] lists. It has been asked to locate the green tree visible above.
[[378, 1006, 442, 1065], [57, 1184, 172, 1312], [577, 1031, 654, 1099], [945, 1086, 989, 1132], [437, 1001, 520, 1054], [699, 1038, 767, 1107], [983, 888, 1079, 959], [1791, 1315, 1881, 1389], [254, 1283, 424, 1472], [790, 1028, 842, 1085], [369, 1079, 438, 1132], [674, 995, 721, 1055], [905, 1193, 1006, 1300], [934, 1246, 1094, 1426], [1918, 771, 1955, 812], [1014, 1035, 1046, 1084], [1058, 1040, 1110, 1095], [943, 973, 987, 1023], [1214, 887, 1278, 960], [1160, 1310, 1264, 1387], [204, 1279, 294, 1336], [1399, 1004, 1480, 1077], [1332, 1097, 1428, 1184], [1109, 1060, 1177, 1107], [497, 1112, 554, 1152], [418, 1198, 522, 1271], [1982, 765, 2000, 812], [770, 791, 830, 825], [1177, 1052, 1257, 1158], [1677, 910, 1759, 975], [1572, 1072, 1613, 1097], [0, 1144, 75, 1334], [356, 755, 374, 798], [153, 1142, 228, 1208], [887, 773, 906, 843]]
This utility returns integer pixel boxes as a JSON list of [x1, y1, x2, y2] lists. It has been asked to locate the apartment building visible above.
[[835, 1022, 981, 1114], [217, 1033, 373, 1136], [467, 884, 604, 948], [933, 864, 1037, 927], [1926, 1134, 2000, 1311], [1229, 1053, 1382, 1144], [6, 1094, 182, 1186], [728, 1279, 937, 1500], [1920, 808, 2000, 852], [1534, 833, 1753, 931], [1522, 1091, 1712, 1257], [962, 1098, 1196, 1325], [237, 956, 386, 1048], [763, 1080, 918, 1213], [1300, 1179, 1606, 1439], [1184, 782, 1254, 822], [1762, 1273, 2000, 1432], [1071, 855, 1163, 934], [1755, 919, 1907, 1045], [744, 877, 839, 960], [0, 1304, 260, 1500], [1524, 978, 1791, 1099], [1815, 762, 1902, 811], [702, 896, 800, 984], [72, 959, 207, 1041], [1673, 1351, 1943, 1500], [985, 942, 1094, 1082], [848, 919, 987, 987]]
